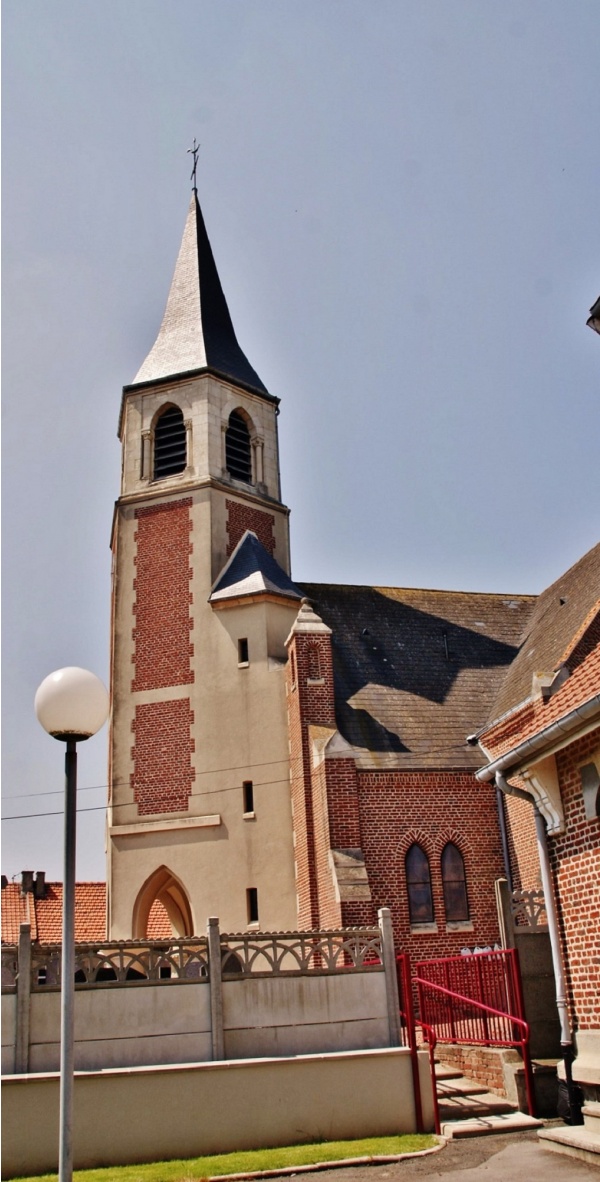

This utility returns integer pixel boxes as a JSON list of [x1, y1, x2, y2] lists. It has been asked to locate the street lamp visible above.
[[35, 667, 109, 1182]]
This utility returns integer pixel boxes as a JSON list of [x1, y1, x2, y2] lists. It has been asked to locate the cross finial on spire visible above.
[[188, 138, 200, 191]]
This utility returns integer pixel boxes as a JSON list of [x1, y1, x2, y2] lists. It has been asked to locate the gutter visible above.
[[475, 693, 600, 783]]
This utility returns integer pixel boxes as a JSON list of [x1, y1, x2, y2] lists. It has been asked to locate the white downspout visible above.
[[532, 806, 571, 1047], [495, 771, 571, 1045]]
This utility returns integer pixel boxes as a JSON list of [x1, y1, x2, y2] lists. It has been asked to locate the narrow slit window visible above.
[[153, 405, 186, 479], [406, 844, 434, 925], [226, 411, 252, 482], [243, 781, 254, 813], [247, 887, 259, 924], [441, 843, 469, 922], [307, 643, 322, 680], [238, 638, 249, 665]]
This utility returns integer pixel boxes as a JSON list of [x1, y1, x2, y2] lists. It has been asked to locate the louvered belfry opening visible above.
[[226, 410, 252, 482], [154, 406, 187, 479]]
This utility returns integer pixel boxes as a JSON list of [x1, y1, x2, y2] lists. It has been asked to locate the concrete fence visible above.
[[1, 910, 400, 1075], [2, 1046, 435, 1178], [2, 910, 438, 1178]]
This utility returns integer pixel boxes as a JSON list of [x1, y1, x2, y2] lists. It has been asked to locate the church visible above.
[[104, 181, 599, 983]]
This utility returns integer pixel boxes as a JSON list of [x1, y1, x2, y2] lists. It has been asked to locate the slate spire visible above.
[[133, 192, 268, 395]]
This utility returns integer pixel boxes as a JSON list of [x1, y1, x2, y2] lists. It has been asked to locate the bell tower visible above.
[[107, 185, 300, 938]]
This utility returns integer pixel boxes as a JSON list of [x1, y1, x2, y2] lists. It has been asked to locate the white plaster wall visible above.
[[2, 1048, 432, 1177], [27, 981, 212, 1073], [222, 972, 389, 1059]]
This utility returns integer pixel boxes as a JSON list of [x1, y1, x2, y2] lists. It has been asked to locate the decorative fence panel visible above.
[[1, 916, 396, 1076]]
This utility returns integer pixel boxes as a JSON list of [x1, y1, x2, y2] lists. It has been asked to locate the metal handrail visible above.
[[396, 954, 441, 1135], [419, 1019, 441, 1136], [414, 972, 535, 1117]]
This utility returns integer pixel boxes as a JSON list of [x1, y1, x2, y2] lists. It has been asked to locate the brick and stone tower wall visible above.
[[107, 193, 300, 939]]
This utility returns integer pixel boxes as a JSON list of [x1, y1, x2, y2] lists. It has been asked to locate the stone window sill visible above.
[[243, 811, 256, 821], [410, 923, 438, 934], [307, 677, 325, 686], [446, 920, 474, 932]]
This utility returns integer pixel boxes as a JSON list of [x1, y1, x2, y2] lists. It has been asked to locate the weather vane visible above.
[[188, 137, 200, 191]]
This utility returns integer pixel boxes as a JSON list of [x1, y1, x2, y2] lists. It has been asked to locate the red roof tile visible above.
[[1, 882, 106, 944], [482, 641, 600, 761], [146, 897, 173, 939]]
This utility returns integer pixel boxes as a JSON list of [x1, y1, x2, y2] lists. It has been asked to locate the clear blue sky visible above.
[[3, 0, 599, 882]]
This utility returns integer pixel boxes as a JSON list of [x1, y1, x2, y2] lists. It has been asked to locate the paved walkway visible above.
[[312, 1131, 599, 1181]]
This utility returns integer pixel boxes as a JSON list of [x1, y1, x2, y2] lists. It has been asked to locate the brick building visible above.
[[3, 182, 598, 1107], [106, 185, 548, 963], [104, 183, 599, 970], [476, 549, 600, 1113]]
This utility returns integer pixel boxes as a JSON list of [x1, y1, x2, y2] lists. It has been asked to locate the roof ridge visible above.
[[302, 581, 536, 600]]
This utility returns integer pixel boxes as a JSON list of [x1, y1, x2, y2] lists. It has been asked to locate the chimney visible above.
[[1, 875, 7, 890], [20, 870, 35, 896], [34, 871, 46, 899]]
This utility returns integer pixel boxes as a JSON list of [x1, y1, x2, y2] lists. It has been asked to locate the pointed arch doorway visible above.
[[132, 867, 194, 939]]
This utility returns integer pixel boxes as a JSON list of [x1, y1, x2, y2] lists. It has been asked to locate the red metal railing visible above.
[[413, 948, 535, 1117], [396, 953, 440, 1135]]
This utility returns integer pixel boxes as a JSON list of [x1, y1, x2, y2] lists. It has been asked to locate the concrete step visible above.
[[438, 1091, 515, 1121], [538, 1124, 600, 1166], [582, 1101, 600, 1135], [442, 1112, 543, 1139], [436, 1076, 489, 1098], [434, 1063, 463, 1081]]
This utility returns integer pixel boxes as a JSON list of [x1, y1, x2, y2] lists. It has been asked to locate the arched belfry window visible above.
[[441, 843, 469, 922], [406, 844, 434, 925], [154, 405, 186, 480], [226, 410, 252, 482]]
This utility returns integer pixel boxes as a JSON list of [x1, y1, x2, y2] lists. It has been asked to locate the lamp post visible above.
[[35, 667, 109, 1182]]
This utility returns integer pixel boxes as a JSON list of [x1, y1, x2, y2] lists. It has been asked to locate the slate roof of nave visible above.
[[486, 542, 600, 724], [300, 582, 536, 769]]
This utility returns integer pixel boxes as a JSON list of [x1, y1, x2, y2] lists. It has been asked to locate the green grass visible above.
[[11, 1134, 437, 1182]]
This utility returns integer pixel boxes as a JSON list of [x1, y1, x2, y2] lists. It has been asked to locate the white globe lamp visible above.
[[35, 666, 109, 741]]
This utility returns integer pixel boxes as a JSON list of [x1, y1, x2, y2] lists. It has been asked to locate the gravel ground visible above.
[[306, 1130, 599, 1181]]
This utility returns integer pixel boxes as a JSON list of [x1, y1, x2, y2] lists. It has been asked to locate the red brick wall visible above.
[[226, 500, 275, 557], [436, 1045, 508, 1097], [349, 770, 505, 960], [131, 698, 195, 815], [286, 628, 336, 928], [324, 757, 362, 851], [132, 499, 194, 692], [504, 792, 540, 891], [548, 727, 600, 1032]]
